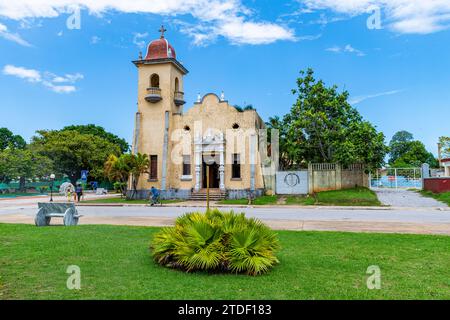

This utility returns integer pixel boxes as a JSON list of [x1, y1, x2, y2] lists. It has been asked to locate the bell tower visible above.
[[132, 26, 189, 193]]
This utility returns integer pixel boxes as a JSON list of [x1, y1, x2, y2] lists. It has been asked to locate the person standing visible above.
[[67, 187, 73, 202], [75, 184, 83, 202]]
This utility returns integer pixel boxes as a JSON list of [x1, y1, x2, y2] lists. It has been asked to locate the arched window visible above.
[[175, 77, 180, 92], [150, 74, 160, 88]]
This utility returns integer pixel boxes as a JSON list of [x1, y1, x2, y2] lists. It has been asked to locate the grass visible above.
[[0, 192, 46, 198], [285, 195, 317, 205], [218, 195, 279, 205], [219, 188, 381, 207], [420, 190, 450, 206], [81, 197, 183, 205], [0, 223, 449, 300], [311, 187, 382, 206]]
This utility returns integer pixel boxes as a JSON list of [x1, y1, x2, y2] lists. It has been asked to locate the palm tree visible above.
[[104, 154, 133, 197], [130, 153, 149, 199]]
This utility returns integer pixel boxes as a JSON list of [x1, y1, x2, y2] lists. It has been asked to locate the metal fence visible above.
[[369, 167, 422, 189]]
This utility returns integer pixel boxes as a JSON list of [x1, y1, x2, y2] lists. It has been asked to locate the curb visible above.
[[75, 203, 450, 211]]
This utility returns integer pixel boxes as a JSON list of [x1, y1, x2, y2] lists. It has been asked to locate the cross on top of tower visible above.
[[159, 25, 167, 38]]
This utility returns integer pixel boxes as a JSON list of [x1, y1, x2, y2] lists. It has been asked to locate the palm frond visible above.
[[151, 211, 279, 275]]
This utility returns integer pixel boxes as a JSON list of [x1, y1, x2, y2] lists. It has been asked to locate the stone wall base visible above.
[[128, 188, 265, 200], [227, 189, 264, 200], [127, 189, 192, 200]]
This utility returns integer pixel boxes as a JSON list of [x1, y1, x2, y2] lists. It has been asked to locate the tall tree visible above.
[[130, 153, 149, 199], [389, 131, 438, 167], [0, 148, 53, 190], [62, 124, 130, 154], [234, 104, 256, 112], [440, 136, 450, 159], [0, 128, 26, 151], [30, 130, 121, 185], [266, 69, 388, 169], [104, 153, 133, 197], [104, 153, 149, 199], [266, 116, 295, 169], [389, 130, 414, 164]]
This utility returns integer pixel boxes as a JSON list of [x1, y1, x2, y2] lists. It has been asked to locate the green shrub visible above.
[[151, 209, 280, 275], [39, 186, 49, 193]]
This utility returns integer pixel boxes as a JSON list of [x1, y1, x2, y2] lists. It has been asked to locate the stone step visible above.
[[189, 191, 226, 201]]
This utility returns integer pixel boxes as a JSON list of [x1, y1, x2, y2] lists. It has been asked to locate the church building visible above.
[[130, 28, 270, 200]]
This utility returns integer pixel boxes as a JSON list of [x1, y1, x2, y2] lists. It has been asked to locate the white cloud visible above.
[[3, 65, 41, 82], [217, 18, 295, 45], [326, 44, 366, 56], [349, 89, 403, 104], [90, 35, 100, 44], [300, 0, 450, 34], [0, 22, 31, 46], [0, 0, 295, 45], [298, 34, 322, 41], [2, 64, 83, 94], [49, 72, 84, 83], [132, 32, 148, 48], [43, 82, 76, 93]]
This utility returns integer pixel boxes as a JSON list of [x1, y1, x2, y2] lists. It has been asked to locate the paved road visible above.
[[374, 188, 447, 208], [2, 194, 450, 235], [1, 204, 450, 224]]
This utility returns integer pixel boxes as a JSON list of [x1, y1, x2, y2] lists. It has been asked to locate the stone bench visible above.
[[96, 188, 108, 195], [35, 203, 82, 227]]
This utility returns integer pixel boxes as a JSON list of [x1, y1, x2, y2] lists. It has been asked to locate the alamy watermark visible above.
[[66, 265, 81, 290], [66, 6, 81, 30], [167, 121, 279, 167], [367, 6, 382, 30], [366, 265, 381, 290]]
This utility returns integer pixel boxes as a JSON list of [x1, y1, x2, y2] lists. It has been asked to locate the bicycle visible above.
[[149, 195, 162, 207]]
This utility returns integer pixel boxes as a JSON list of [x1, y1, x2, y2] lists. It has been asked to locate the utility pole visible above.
[[206, 165, 210, 211]]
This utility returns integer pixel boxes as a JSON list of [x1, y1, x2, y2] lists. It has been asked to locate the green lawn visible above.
[[220, 188, 381, 207], [311, 187, 382, 206], [219, 195, 279, 205], [81, 197, 183, 205], [0, 192, 46, 199], [0, 223, 449, 300], [420, 190, 450, 206]]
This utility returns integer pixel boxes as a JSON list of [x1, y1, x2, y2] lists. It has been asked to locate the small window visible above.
[[175, 77, 180, 93], [150, 155, 158, 180], [182, 155, 191, 176], [150, 74, 160, 88], [183, 125, 191, 132], [232, 123, 240, 130], [232, 153, 241, 179]]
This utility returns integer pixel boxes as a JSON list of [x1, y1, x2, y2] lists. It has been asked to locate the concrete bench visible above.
[[35, 203, 82, 227], [96, 188, 108, 195]]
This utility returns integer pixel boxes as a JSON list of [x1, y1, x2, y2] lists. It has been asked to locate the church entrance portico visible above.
[[202, 155, 220, 189], [194, 133, 225, 192]]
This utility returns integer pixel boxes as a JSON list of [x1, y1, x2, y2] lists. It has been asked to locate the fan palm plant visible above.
[[151, 210, 279, 275]]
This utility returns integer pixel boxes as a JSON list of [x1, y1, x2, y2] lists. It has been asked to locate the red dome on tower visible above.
[[145, 25, 176, 60]]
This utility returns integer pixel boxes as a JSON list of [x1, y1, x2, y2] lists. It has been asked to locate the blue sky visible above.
[[0, 0, 449, 155]]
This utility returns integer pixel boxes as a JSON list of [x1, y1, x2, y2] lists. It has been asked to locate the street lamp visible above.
[[49, 174, 55, 202]]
